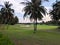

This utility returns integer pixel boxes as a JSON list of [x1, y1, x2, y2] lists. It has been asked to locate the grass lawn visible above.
[[0, 24, 60, 45], [0, 32, 14, 45]]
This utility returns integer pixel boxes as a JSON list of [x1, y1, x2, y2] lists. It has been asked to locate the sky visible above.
[[0, 0, 59, 23]]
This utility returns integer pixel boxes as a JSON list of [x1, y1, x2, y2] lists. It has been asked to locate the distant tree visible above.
[[14, 16, 19, 24], [21, 0, 48, 33]]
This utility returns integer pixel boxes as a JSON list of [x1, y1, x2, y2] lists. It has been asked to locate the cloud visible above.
[[0, 0, 25, 14]]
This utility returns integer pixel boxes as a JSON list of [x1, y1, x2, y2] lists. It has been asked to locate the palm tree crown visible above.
[[0, 1, 14, 24], [21, 0, 47, 21]]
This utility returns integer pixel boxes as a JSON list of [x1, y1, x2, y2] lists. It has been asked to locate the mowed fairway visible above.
[[0, 24, 60, 45]]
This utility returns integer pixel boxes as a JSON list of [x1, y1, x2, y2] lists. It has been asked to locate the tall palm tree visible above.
[[0, 1, 14, 29], [21, 0, 48, 33], [1, 1, 14, 24]]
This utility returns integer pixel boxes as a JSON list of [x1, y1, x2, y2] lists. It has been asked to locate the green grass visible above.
[[0, 32, 14, 45], [6, 24, 58, 30], [37, 24, 58, 30], [0, 24, 60, 45]]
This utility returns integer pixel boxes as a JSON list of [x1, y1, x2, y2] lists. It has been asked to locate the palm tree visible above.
[[50, 1, 60, 25], [21, 0, 48, 33], [0, 1, 14, 29]]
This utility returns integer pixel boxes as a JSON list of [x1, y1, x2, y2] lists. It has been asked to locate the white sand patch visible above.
[[20, 25, 30, 27]]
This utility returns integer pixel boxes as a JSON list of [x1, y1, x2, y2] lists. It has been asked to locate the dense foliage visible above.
[[50, 1, 60, 21], [0, 2, 18, 25]]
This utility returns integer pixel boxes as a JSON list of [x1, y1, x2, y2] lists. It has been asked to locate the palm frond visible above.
[[21, 0, 47, 20], [38, 6, 46, 15], [37, 12, 43, 20], [20, 1, 31, 5]]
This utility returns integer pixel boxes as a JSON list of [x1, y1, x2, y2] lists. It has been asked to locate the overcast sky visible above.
[[0, 0, 59, 23]]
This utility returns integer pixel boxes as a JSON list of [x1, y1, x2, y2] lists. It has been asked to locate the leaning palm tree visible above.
[[0, 1, 14, 30], [21, 0, 48, 33]]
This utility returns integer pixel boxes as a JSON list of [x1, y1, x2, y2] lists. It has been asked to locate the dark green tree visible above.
[[0, 1, 14, 24], [14, 16, 19, 24], [21, 0, 48, 33], [10, 16, 19, 25], [50, 1, 60, 25], [0, 1, 15, 29]]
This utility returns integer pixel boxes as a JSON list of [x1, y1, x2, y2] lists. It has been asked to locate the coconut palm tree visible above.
[[0, 1, 14, 29], [1, 1, 14, 24], [21, 0, 48, 33]]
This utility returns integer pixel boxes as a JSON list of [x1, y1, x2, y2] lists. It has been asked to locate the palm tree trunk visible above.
[[34, 20, 37, 33]]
